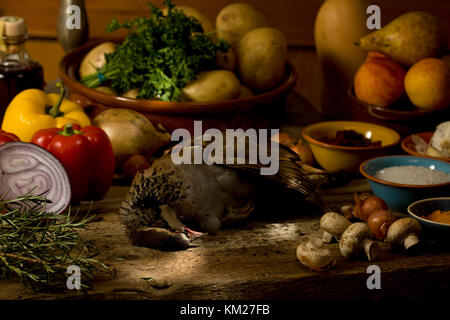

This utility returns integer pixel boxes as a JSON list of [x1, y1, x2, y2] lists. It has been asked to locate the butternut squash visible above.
[[314, 0, 369, 119]]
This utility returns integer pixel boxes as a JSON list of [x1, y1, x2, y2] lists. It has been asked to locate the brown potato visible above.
[[182, 70, 241, 102], [238, 86, 254, 98], [95, 86, 116, 95], [79, 42, 116, 78], [123, 88, 140, 99], [215, 47, 236, 72], [162, 5, 214, 33], [215, 3, 268, 47], [236, 27, 287, 92]]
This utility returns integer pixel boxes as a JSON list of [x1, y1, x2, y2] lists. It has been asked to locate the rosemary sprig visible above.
[[0, 194, 106, 289]]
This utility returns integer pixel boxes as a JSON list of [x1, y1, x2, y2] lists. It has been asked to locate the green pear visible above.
[[358, 11, 447, 66]]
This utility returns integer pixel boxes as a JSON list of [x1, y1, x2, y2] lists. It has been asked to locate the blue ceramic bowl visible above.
[[360, 156, 450, 212], [408, 197, 450, 239]]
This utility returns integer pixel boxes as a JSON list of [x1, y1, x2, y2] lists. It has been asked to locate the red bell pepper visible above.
[[0, 130, 20, 146], [31, 123, 115, 203]]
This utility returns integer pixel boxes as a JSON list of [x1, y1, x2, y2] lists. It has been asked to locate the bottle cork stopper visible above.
[[0, 16, 27, 37]]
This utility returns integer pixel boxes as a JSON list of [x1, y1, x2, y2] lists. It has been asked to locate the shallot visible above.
[[0, 142, 71, 213], [353, 194, 388, 221], [367, 209, 397, 240]]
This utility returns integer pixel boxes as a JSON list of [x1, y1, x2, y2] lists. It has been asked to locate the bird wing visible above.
[[193, 131, 330, 212]]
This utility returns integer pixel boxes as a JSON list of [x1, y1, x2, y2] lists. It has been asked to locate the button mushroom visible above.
[[320, 212, 351, 243], [296, 237, 334, 271], [339, 222, 379, 261], [386, 217, 422, 252]]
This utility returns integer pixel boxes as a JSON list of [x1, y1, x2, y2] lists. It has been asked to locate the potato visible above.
[[79, 42, 116, 78], [95, 86, 116, 95], [236, 27, 287, 92], [215, 47, 236, 72], [215, 3, 268, 47], [182, 70, 241, 102], [162, 5, 214, 33], [123, 88, 140, 99], [238, 86, 254, 98]]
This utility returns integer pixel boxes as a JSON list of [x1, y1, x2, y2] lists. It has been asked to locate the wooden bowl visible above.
[[401, 132, 450, 162], [347, 86, 450, 137], [58, 40, 297, 134]]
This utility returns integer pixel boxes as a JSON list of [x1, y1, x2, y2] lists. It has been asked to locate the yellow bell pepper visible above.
[[1, 83, 91, 142]]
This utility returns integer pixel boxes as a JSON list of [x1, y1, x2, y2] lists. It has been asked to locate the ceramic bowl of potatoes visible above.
[[58, 3, 297, 134]]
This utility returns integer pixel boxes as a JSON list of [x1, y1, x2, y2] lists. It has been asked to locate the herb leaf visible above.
[[81, 0, 229, 101], [0, 193, 105, 289]]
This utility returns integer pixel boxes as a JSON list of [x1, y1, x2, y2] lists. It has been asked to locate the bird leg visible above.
[[160, 204, 207, 241]]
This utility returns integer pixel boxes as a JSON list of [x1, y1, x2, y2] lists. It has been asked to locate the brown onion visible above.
[[122, 154, 151, 178], [367, 209, 397, 240], [354, 196, 388, 221]]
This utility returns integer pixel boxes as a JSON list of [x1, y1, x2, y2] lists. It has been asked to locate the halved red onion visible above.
[[0, 142, 71, 214]]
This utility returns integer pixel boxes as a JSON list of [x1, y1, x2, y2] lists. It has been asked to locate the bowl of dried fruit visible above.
[[407, 197, 450, 239], [302, 121, 400, 174]]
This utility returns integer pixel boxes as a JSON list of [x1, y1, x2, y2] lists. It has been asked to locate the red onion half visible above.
[[0, 142, 71, 214]]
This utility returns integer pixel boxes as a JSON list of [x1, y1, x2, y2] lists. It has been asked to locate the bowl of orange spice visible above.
[[408, 197, 450, 240]]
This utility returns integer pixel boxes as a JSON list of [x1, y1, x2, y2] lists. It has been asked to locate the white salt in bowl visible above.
[[360, 155, 450, 213]]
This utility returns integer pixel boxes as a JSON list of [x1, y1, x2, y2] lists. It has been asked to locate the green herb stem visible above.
[[0, 193, 105, 289]]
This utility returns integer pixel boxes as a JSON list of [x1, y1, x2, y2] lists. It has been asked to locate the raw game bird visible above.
[[119, 132, 334, 250]]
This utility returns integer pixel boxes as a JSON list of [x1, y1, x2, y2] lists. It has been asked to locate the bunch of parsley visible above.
[[81, 0, 229, 101]]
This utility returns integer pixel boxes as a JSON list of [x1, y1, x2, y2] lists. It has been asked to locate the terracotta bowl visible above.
[[347, 86, 450, 137], [401, 132, 450, 162], [58, 40, 297, 134]]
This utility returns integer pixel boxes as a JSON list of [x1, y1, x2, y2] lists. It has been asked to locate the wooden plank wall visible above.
[[1, 0, 449, 111]]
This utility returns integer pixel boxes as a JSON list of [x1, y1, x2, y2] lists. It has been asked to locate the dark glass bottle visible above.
[[0, 16, 44, 124]]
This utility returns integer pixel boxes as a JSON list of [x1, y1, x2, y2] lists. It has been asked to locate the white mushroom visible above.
[[339, 222, 379, 261], [296, 237, 334, 271], [320, 212, 351, 243], [386, 217, 422, 252]]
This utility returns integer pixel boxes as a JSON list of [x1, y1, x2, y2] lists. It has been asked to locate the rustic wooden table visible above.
[[1, 182, 449, 300]]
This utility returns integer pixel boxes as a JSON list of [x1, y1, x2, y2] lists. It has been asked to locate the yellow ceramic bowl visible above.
[[302, 121, 400, 174]]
